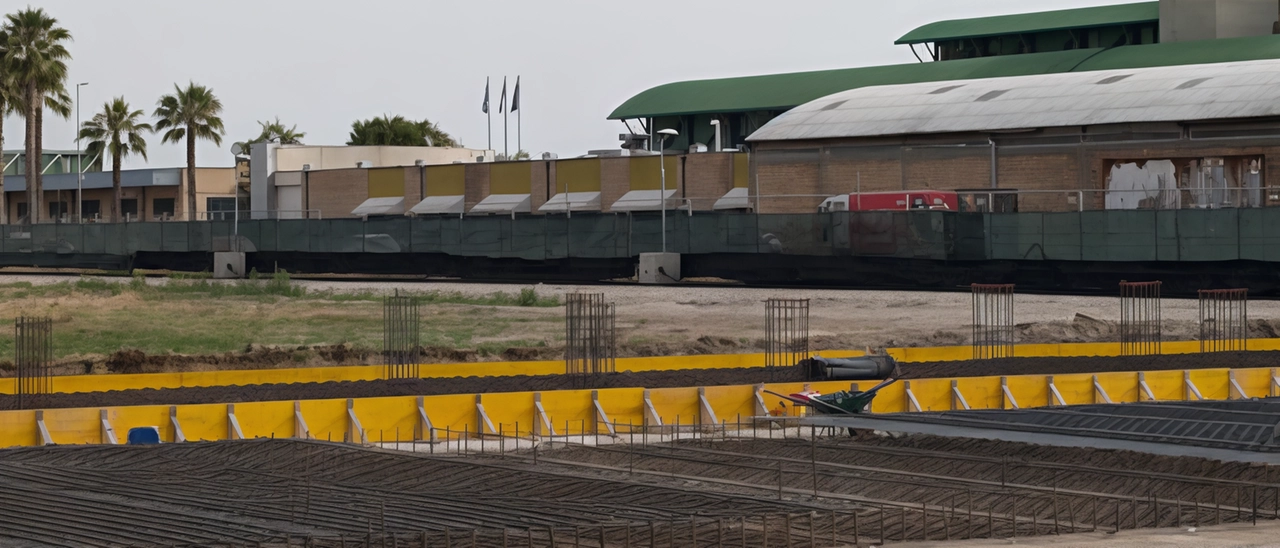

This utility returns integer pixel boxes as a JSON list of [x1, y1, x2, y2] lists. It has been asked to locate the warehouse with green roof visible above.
[[610, 0, 1280, 153]]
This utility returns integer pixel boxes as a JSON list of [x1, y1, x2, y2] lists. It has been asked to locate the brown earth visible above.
[[6, 351, 1276, 411]]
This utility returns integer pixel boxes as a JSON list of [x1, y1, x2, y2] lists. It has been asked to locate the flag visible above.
[[511, 76, 520, 112], [481, 78, 490, 114], [499, 77, 507, 113]]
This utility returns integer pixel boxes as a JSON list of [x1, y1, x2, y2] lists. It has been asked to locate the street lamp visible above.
[[656, 128, 678, 253], [75, 82, 88, 222]]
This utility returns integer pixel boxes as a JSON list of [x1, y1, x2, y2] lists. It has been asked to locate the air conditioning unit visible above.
[[356, 161, 373, 168], [541, 152, 558, 160]]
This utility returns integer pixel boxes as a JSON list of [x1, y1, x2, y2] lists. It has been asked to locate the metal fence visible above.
[[1199, 289, 1248, 353], [565, 293, 616, 379], [765, 299, 810, 374], [383, 290, 421, 379], [14, 316, 53, 409], [1119, 281, 1161, 356], [972, 284, 1015, 359]]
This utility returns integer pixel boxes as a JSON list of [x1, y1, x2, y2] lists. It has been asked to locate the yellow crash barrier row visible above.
[[5, 338, 1279, 397], [4, 365, 1280, 448]]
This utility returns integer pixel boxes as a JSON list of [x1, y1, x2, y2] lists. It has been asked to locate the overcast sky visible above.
[[3, 0, 1129, 169]]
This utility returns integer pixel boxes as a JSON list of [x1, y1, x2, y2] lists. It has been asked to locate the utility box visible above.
[[213, 252, 246, 279], [639, 252, 681, 284]]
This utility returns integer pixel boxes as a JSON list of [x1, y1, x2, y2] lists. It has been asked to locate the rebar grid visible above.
[[972, 284, 1015, 359], [383, 290, 421, 379], [14, 316, 52, 409], [765, 299, 810, 374], [1120, 281, 1162, 356], [1199, 289, 1248, 353], [565, 293, 616, 378]]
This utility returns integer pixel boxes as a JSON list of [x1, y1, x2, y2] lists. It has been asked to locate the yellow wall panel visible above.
[[490, 162, 533, 195], [628, 156, 678, 191], [425, 164, 466, 197], [733, 153, 750, 189], [367, 168, 405, 198], [554, 159, 601, 193]]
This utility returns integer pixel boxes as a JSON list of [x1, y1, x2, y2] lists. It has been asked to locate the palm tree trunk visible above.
[[187, 132, 197, 220], [0, 109, 7, 225], [112, 152, 121, 223], [24, 85, 36, 224], [34, 105, 44, 223]]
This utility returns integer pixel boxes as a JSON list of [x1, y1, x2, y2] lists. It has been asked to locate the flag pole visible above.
[[485, 77, 492, 152], [503, 78, 509, 159], [517, 76, 522, 155]]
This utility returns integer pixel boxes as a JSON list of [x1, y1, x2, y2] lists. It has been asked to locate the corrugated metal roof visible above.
[[609, 34, 1280, 120], [748, 58, 1280, 142], [894, 2, 1157, 45]]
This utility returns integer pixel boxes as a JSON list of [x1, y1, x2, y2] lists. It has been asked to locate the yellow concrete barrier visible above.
[[2, 338, 1278, 397], [5, 364, 1280, 448]]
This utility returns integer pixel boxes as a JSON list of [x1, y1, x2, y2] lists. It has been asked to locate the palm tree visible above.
[[79, 97, 151, 222], [2, 8, 72, 223], [347, 115, 459, 147], [233, 116, 305, 155], [154, 82, 224, 220]]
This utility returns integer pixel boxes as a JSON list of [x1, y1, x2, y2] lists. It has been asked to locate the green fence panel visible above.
[[988, 213, 1040, 260], [364, 217, 410, 254], [510, 216, 548, 260], [102, 224, 126, 255], [127, 222, 162, 253], [187, 222, 212, 252], [274, 220, 309, 252], [460, 216, 504, 256], [1177, 209, 1239, 262], [28, 224, 58, 254], [1041, 212, 1082, 261], [408, 217, 442, 253], [568, 214, 629, 258], [81, 224, 105, 255], [1237, 208, 1280, 261], [325, 219, 367, 253], [757, 214, 834, 256], [161, 223, 189, 252], [544, 215, 571, 259], [438, 217, 463, 255], [55, 224, 83, 255], [1154, 210, 1179, 261], [1081, 210, 1156, 261]]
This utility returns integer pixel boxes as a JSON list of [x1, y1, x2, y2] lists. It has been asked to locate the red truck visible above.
[[818, 190, 959, 212]]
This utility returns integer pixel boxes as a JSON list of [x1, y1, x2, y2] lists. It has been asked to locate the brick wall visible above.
[[403, 167, 422, 206], [600, 157, 630, 212], [683, 153, 733, 210], [307, 168, 367, 218], [530, 160, 549, 211], [463, 164, 490, 211]]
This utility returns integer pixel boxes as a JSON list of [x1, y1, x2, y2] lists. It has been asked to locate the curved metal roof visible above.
[[895, 2, 1157, 45], [747, 58, 1280, 142], [608, 34, 1280, 120]]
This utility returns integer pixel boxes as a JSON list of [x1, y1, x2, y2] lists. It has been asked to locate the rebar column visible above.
[[1119, 281, 1162, 356], [383, 289, 421, 379], [14, 315, 53, 410], [565, 293, 616, 380], [1199, 288, 1248, 352], [765, 299, 810, 373], [971, 284, 1014, 359]]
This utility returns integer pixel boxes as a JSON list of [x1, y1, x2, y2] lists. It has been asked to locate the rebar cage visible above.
[[1119, 281, 1162, 356], [971, 284, 1015, 359], [383, 290, 421, 380], [765, 299, 810, 372], [565, 293, 616, 378], [1199, 288, 1248, 353], [14, 316, 53, 409]]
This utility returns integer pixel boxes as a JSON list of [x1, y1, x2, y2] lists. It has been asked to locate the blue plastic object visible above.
[[127, 426, 161, 445]]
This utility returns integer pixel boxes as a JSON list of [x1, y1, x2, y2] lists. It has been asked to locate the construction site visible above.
[[0, 273, 1274, 547]]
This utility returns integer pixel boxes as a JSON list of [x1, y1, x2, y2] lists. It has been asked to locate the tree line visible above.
[[1, 7, 461, 224]]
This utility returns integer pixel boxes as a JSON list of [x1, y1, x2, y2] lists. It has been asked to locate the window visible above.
[[48, 201, 69, 219], [121, 199, 138, 220], [16, 203, 27, 222], [152, 198, 176, 219], [80, 200, 101, 220], [206, 197, 236, 220]]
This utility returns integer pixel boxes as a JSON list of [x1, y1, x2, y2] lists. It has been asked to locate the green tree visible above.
[[3, 8, 72, 223], [234, 116, 305, 155], [154, 82, 225, 219], [495, 150, 531, 161], [0, 27, 18, 224], [79, 97, 152, 222], [347, 114, 458, 147]]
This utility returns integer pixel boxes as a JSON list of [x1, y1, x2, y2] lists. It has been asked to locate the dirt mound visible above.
[[898, 350, 1280, 379]]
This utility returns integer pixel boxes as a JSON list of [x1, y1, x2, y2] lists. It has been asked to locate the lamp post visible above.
[[75, 82, 88, 222], [656, 128, 678, 253]]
